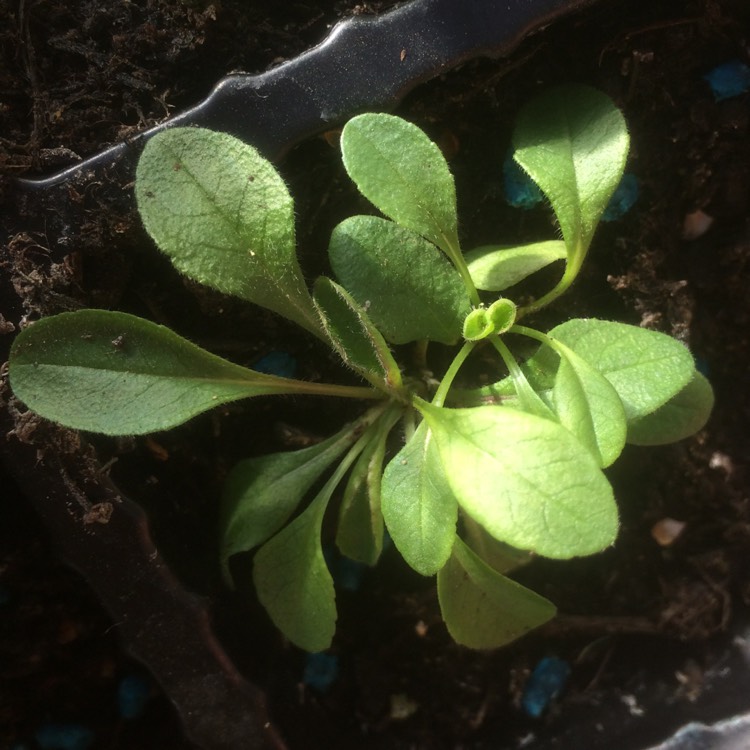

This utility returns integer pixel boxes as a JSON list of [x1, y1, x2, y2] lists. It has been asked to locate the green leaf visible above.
[[548, 319, 696, 422], [340, 113, 459, 256], [418, 402, 618, 558], [220, 418, 369, 584], [252, 411, 386, 651], [627, 371, 714, 445], [437, 537, 556, 649], [462, 522, 532, 576], [551, 342, 627, 467], [336, 410, 399, 565], [313, 277, 402, 392], [8, 310, 316, 435], [328, 216, 470, 344], [381, 421, 457, 576], [253, 487, 335, 652], [465, 241, 567, 291], [513, 86, 629, 259], [135, 127, 323, 337], [336, 446, 384, 565]]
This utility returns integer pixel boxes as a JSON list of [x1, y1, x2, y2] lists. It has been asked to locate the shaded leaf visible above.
[[220, 418, 369, 583], [336, 409, 400, 565], [462, 523, 532, 576], [253, 489, 335, 652], [313, 277, 402, 391], [437, 537, 556, 649]]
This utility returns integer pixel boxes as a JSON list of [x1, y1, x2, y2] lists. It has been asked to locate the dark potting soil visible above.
[[1, 0, 749, 749]]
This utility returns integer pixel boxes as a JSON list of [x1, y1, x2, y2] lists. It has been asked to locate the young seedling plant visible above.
[[9, 85, 713, 652]]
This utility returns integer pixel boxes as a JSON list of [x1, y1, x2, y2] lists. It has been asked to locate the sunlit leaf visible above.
[[381, 422, 457, 576], [463, 299, 517, 342], [328, 216, 470, 344], [135, 127, 322, 337], [627, 371, 714, 445], [513, 86, 629, 260], [465, 241, 567, 291], [551, 342, 627, 467], [548, 319, 696, 421], [9, 310, 314, 435], [340, 113, 459, 256], [418, 401, 618, 558]]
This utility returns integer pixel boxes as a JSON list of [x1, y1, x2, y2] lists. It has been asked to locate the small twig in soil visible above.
[[541, 614, 663, 639]]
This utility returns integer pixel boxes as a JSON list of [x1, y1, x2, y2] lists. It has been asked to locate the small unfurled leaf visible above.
[[313, 277, 402, 392], [220, 418, 368, 583], [381, 421, 457, 576], [437, 537, 556, 649], [627, 371, 714, 445], [513, 86, 629, 259], [9, 310, 314, 435], [418, 401, 618, 559], [340, 113, 459, 256], [551, 342, 627, 467], [328, 216, 470, 344], [253, 487, 336, 652], [463, 300, 517, 342], [463, 308, 494, 342], [465, 241, 567, 291], [548, 319, 696, 422], [487, 299, 518, 334], [135, 128, 323, 337]]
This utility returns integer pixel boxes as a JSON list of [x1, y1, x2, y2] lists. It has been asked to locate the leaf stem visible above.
[[444, 236, 482, 308], [401, 407, 417, 443], [413, 339, 429, 370], [431, 341, 475, 408], [510, 324, 554, 347], [489, 337, 553, 418], [516, 240, 584, 318], [324, 402, 402, 493], [259, 377, 384, 401], [510, 324, 575, 373]]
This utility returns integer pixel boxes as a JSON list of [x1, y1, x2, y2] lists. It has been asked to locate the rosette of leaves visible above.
[[9, 85, 713, 652]]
